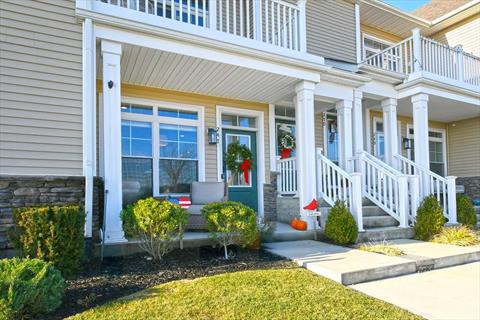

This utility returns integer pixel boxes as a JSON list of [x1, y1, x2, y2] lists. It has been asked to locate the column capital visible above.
[[335, 99, 353, 110], [101, 40, 122, 56], [411, 93, 429, 104], [353, 89, 363, 100], [295, 80, 316, 93], [381, 98, 397, 109]]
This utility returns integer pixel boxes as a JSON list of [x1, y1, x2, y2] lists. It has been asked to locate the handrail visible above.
[[357, 151, 403, 176], [277, 156, 297, 195]]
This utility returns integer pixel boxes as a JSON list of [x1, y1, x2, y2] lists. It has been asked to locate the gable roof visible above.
[[412, 0, 472, 21]]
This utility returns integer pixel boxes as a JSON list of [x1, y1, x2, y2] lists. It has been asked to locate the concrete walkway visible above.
[[263, 240, 480, 285], [351, 262, 480, 320]]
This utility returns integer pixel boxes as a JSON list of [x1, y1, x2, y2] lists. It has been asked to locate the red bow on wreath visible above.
[[239, 159, 252, 184], [280, 148, 292, 159]]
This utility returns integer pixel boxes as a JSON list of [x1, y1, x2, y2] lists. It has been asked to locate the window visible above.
[[408, 128, 446, 176], [275, 106, 295, 118], [225, 134, 251, 186], [121, 101, 203, 204], [276, 121, 296, 157], [221, 114, 256, 128], [363, 35, 393, 59]]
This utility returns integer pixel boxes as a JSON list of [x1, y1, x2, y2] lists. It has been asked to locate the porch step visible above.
[[363, 216, 399, 229], [357, 227, 414, 243], [362, 206, 390, 217]]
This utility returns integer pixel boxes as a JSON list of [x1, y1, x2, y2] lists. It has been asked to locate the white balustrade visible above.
[[96, 0, 303, 51], [277, 156, 297, 195], [317, 150, 363, 231], [356, 152, 409, 227], [363, 37, 414, 75], [463, 52, 480, 86], [395, 154, 457, 223]]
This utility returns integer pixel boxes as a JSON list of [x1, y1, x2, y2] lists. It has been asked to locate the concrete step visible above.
[[357, 227, 414, 243], [266, 223, 317, 242], [362, 206, 389, 217], [363, 216, 399, 229]]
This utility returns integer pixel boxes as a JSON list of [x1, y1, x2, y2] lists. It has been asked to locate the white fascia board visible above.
[[315, 81, 355, 102], [360, 0, 430, 26], [360, 80, 398, 99], [397, 80, 480, 106], [431, 1, 480, 25], [94, 25, 321, 83]]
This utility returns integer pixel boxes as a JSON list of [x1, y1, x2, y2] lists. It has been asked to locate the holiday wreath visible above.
[[225, 142, 253, 183], [280, 133, 295, 159]]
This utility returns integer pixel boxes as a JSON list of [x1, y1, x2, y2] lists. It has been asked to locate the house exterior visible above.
[[0, 0, 479, 250]]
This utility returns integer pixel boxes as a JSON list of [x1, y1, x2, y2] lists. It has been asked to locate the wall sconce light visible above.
[[108, 80, 114, 89], [208, 127, 219, 144], [403, 138, 412, 150]]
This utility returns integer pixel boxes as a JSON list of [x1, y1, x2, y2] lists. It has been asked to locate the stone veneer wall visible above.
[[0, 176, 104, 251], [457, 176, 480, 200], [263, 172, 278, 223]]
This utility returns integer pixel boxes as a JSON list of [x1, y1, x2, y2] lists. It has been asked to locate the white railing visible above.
[[362, 30, 480, 88], [277, 156, 297, 195], [317, 150, 363, 231], [95, 0, 303, 51], [356, 152, 409, 227], [395, 154, 457, 223], [363, 36, 414, 75]]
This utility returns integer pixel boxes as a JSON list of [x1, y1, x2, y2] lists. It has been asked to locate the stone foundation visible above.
[[0, 176, 104, 251], [457, 176, 480, 200], [263, 172, 279, 223], [276, 196, 300, 224]]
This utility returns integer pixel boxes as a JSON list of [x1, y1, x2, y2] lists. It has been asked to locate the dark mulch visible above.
[[43, 246, 294, 320]]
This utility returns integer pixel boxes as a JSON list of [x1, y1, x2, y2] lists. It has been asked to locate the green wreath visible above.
[[225, 142, 253, 173], [280, 133, 296, 150]]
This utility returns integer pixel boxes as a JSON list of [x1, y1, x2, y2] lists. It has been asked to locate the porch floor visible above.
[[263, 239, 480, 285]]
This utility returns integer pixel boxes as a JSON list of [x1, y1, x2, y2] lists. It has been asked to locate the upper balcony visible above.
[[76, 0, 323, 64], [361, 29, 480, 91]]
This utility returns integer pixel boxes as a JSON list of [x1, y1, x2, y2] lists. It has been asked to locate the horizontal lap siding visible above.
[[431, 14, 480, 57], [0, 0, 83, 175], [306, 0, 357, 63], [447, 117, 480, 178]]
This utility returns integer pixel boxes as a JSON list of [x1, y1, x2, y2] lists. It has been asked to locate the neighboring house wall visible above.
[[0, 0, 83, 175], [306, 0, 357, 63], [447, 117, 480, 178], [431, 14, 480, 56], [98, 83, 271, 182]]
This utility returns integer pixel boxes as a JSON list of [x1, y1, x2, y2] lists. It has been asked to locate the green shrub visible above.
[[10, 205, 85, 276], [121, 197, 189, 260], [324, 200, 358, 245], [413, 195, 446, 241], [201, 201, 258, 259], [0, 258, 65, 320], [456, 195, 477, 227], [431, 225, 479, 246]]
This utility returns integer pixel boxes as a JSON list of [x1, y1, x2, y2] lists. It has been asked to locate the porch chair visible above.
[[186, 181, 228, 230]]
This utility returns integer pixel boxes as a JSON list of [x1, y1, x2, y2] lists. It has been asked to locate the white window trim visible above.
[[362, 33, 395, 60], [406, 124, 448, 176], [119, 96, 206, 197], [216, 105, 265, 217]]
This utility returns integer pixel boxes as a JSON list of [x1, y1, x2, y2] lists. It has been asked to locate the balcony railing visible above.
[[363, 29, 480, 88], [93, 0, 305, 52]]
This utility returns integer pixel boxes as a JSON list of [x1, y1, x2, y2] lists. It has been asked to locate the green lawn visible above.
[[68, 268, 423, 320]]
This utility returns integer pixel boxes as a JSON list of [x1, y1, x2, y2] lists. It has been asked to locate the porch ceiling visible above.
[[96, 43, 300, 103]]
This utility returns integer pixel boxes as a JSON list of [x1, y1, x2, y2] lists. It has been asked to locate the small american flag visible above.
[[178, 197, 191, 209]]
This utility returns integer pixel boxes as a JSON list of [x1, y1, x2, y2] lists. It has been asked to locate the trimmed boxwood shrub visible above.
[[0, 258, 65, 320], [324, 200, 358, 245], [121, 197, 189, 260], [414, 195, 446, 241], [456, 195, 477, 227], [201, 201, 258, 259], [10, 205, 85, 276]]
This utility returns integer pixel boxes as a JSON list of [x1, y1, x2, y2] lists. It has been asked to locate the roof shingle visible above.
[[412, 0, 472, 21]]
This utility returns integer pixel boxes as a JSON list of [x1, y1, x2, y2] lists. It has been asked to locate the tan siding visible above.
[[109, 84, 271, 183], [447, 117, 480, 177], [314, 112, 324, 149], [0, 0, 83, 175], [431, 14, 480, 56], [306, 0, 356, 63], [361, 24, 403, 44]]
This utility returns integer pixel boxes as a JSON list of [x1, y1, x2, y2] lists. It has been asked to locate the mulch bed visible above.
[[43, 246, 294, 320]]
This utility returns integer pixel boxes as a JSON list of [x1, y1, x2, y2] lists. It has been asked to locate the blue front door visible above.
[[222, 129, 258, 212]]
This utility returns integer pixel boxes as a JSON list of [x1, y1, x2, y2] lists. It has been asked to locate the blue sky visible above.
[[383, 0, 431, 12]]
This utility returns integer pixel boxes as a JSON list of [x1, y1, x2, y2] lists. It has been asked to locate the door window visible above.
[[225, 134, 251, 187]]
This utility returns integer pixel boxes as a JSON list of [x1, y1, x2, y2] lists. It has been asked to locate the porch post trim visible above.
[[269, 104, 277, 172], [352, 89, 364, 161], [411, 93, 430, 195], [336, 99, 354, 173], [381, 97, 398, 168]]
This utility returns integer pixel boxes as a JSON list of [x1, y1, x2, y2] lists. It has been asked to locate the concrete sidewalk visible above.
[[263, 240, 480, 285], [351, 262, 480, 320]]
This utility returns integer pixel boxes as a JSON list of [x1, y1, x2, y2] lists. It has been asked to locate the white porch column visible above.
[[352, 90, 364, 159], [297, 0, 307, 52], [101, 40, 126, 243], [336, 99, 354, 172], [381, 98, 399, 168], [412, 93, 430, 194], [294, 81, 317, 228], [412, 28, 423, 73]]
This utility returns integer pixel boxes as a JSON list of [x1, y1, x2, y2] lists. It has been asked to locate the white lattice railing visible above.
[[363, 30, 480, 88], [395, 154, 457, 223], [317, 149, 363, 231], [95, 0, 303, 51], [356, 152, 410, 227], [363, 36, 414, 75], [277, 156, 297, 195]]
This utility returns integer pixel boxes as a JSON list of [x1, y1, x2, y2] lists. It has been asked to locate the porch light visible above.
[[208, 127, 219, 144], [403, 138, 412, 150]]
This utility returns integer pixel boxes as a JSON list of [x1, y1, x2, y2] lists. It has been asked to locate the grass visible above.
[[431, 226, 479, 246], [358, 241, 405, 256], [67, 268, 423, 320]]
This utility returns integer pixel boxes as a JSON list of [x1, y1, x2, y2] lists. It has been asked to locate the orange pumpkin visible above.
[[295, 220, 308, 231], [290, 218, 298, 229]]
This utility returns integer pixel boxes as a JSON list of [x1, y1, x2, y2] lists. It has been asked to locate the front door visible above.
[[324, 113, 339, 165], [222, 129, 258, 212]]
